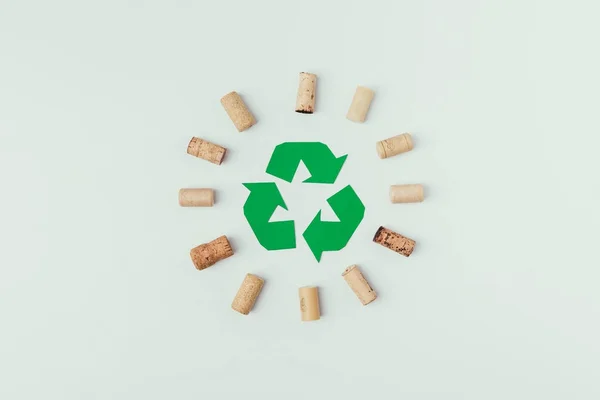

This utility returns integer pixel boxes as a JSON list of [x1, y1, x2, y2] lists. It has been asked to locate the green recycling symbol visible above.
[[243, 142, 365, 262]]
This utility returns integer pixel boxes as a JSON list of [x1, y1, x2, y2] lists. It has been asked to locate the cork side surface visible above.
[[295, 72, 317, 114], [190, 235, 234, 270], [299, 286, 320, 321], [220, 91, 256, 132], [373, 226, 415, 257], [342, 265, 377, 305], [232, 273, 264, 315], [346, 86, 374, 123], [186, 137, 226, 165]]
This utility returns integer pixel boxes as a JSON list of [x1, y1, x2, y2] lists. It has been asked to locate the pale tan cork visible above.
[[190, 235, 234, 270], [220, 91, 256, 132], [299, 286, 320, 321], [373, 226, 415, 257], [376, 133, 414, 159], [295, 72, 317, 114], [178, 188, 214, 207], [342, 265, 377, 306], [346, 86, 374, 123], [186, 137, 226, 165], [231, 273, 264, 315], [389, 184, 424, 204]]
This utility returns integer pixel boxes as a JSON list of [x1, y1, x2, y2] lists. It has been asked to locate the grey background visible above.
[[1, 1, 599, 399]]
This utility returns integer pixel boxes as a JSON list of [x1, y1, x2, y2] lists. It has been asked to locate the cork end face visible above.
[[302, 315, 320, 322], [186, 137, 198, 156], [346, 114, 364, 123], [231, 304, 250, 315], [357, 85, 374, 95], [220, 91, 238, 104], [403, 133, 414, 151], [236, 118, 256, 132], [216, 235, 234, 258], [375, 142, 386, 159], [372, 226, 385, 243], [342, 265, 357, 276], [416, 186, 424, 202], [246, 273, 264, 284], [216, 148, 226, 165], [299, 72, 317, 79], [362, 295, 377, 306], [295, 109, 314, 114], [190, 247, 208, 271], [231, 305, 250, 315]]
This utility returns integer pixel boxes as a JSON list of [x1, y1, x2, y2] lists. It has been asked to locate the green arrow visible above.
[[266, 142, 347, 184], [302, 185, 365, 261], [242, 182, 296, 251]]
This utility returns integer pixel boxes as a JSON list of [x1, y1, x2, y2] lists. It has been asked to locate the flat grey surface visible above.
[[1, 1, 599, 399]]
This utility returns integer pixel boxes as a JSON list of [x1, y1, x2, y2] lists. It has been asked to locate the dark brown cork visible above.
[[373, 226, 415, 257], [190, 235, 234, 270]]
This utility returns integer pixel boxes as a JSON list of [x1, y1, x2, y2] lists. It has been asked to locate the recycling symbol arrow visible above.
[[242, 182, 296, 251], [243, 142, 365, 262], [266, 142, 347, 183], [302, 185, 364, 261]]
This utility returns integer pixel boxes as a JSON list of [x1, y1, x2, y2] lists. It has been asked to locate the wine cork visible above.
[[342, 265, 377, 306], [187, 137, 226, 165], [190, 235, 234, 270], [220, 91, 256, 132], [373, 226, 415, 257], [346, 86, 374, 123], [299, 286, 320, 321], [178, 188, 214, 207], [295, 72, 317, 114], [376, 133, 413, 159], [231, 273, 264, 315], [389, 184, 424, 203]]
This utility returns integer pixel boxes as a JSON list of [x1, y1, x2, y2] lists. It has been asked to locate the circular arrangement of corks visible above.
[[179, 72, 427, 320]]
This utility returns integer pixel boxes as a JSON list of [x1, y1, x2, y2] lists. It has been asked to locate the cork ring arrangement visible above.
[[181, 72, 424, 321]]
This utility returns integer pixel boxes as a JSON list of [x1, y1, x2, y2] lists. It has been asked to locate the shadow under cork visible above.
[[211, 189, 217, 206], [316, 286, 325, 318], [222, 146, 235, 164], [409, 131, 419, 148], [421, 183, 431, 202], [226, 234, 237, 254]]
